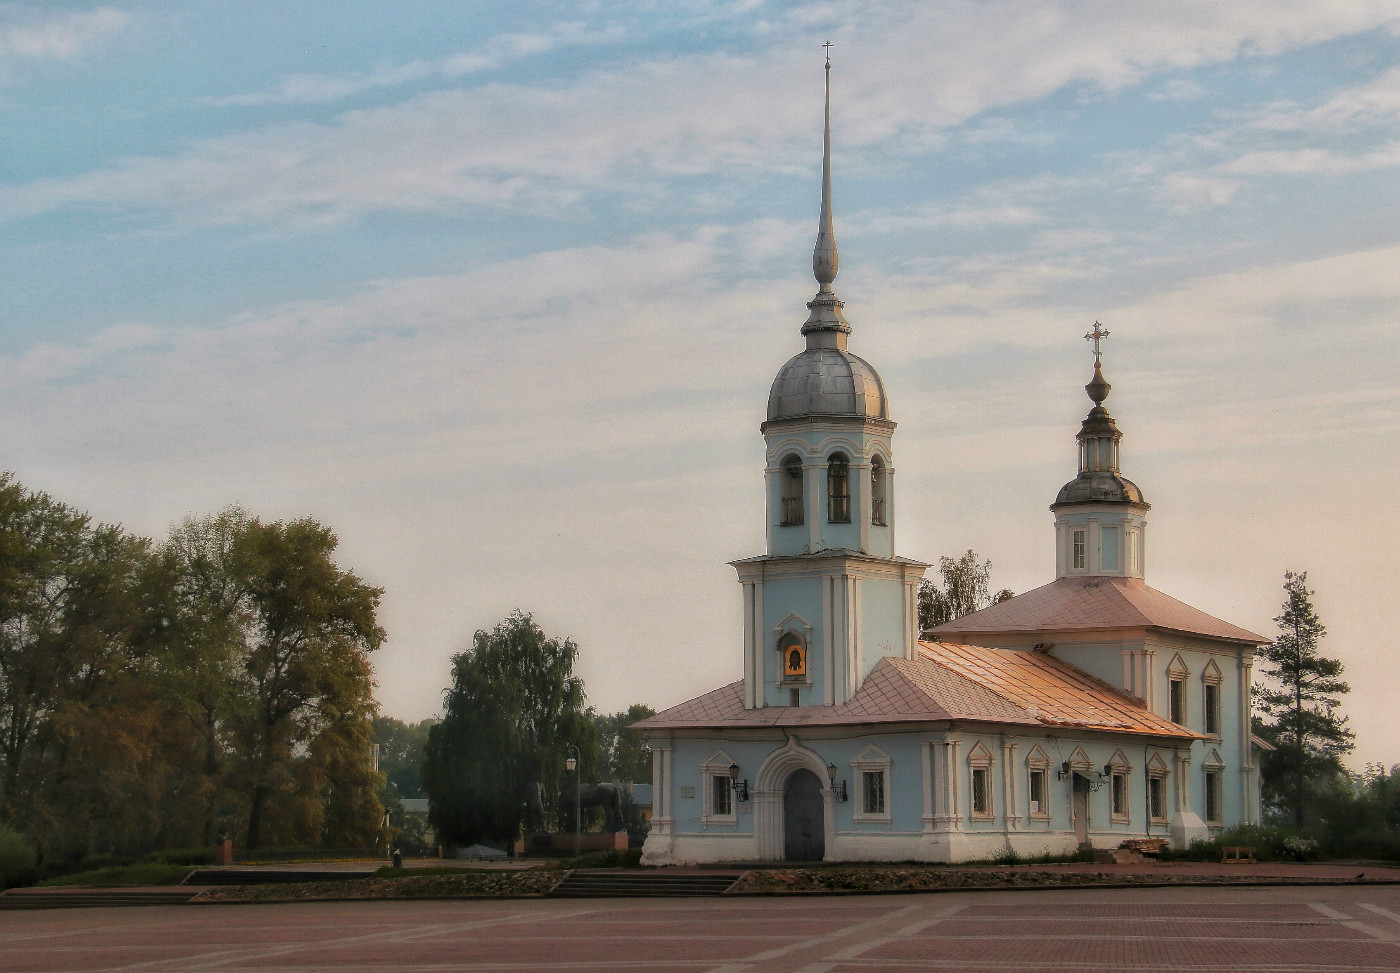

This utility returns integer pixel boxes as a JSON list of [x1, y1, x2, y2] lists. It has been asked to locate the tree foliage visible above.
[[373, 716, 435, 801], [423, 612, 595, 849], [1253, 570, 1353, 830], [917, 550, 1014, 631], [593, 703, 655, 784], [0, 474, 386, 863]]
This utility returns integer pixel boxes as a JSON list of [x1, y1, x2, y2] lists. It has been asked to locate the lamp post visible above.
[[565, 745, 580, 857]]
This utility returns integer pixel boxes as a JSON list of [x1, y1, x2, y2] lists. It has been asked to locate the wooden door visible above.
[[783, 769, 825, 861]]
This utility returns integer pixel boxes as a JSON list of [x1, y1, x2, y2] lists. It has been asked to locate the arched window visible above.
[[780, 455, 804, 526], [870, 456, 887, 526], [827, 453, 850, 523]]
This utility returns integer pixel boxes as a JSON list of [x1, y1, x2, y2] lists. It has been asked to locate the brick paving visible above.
[[2, 884, 1398, 972]]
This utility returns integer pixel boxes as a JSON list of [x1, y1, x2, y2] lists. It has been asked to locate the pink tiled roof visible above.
[[917, 641, 1196, 737], [931, 576, 1265, 644], [635, 644, 1196, 740]]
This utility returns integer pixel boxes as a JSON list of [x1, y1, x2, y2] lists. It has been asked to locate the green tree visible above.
[[423, 612, 595, 850], [374, 716, 435, 801], [917, 550, 1014, 631], [0, 474, 156, 860], [1254, 570, 1353, 830], [593, 704, 655, 783]]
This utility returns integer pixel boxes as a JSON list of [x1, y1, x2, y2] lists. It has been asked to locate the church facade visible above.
[[636, 64, 1265, 865]]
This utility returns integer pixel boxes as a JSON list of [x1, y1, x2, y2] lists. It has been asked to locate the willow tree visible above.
[[424, 612, 596, 849]]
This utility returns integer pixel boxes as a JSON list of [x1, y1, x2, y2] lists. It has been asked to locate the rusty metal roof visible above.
[[931, 575, 1265, 644], [635, 642, 1197, 740], [917, 641, 1197, 738]]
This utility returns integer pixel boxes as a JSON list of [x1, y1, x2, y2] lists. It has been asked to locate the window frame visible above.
[[699, 750, 739, 827], [968, 742, 995, 821], [851, 745, 892, 824], [827, 453, 851, 524], [1071, 528, 1087, 570], [779, 454, 805, 526], [1026, 746, 1051, 820], [869, 455, 887, 526]]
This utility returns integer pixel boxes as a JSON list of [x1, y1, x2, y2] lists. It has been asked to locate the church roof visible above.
[[930, 575, 1266, 645], [635, 642, 1197, 740]]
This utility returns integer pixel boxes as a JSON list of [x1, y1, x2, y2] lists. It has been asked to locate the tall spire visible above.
[[802, 44, 851, 348]]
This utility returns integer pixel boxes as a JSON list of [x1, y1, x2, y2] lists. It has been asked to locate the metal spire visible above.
[[802, 43, 851, 346], [813, 43, 838, 291]]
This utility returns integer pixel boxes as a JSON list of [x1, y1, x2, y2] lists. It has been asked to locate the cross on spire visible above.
[[823, 40, 833, 69], [1084, 321, 1110, 366]]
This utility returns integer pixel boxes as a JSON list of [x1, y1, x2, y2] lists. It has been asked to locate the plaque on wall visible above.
[[680, 786, 695, 798]]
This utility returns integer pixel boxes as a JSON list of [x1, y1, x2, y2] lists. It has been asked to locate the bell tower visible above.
[[733, 53, 926, 710]]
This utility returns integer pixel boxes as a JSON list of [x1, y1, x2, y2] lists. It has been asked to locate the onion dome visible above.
[[1053, 334, 1149, 508]]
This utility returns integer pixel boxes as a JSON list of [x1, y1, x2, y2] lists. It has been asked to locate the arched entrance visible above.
[[783, 769, 825, 860]]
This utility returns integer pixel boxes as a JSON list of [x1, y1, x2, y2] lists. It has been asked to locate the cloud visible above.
[[210, 22, 624, 107], [0, 6, 128, 71], [3, 1, 1397, 228]]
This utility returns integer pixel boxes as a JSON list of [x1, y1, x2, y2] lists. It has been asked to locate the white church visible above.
[[636, 62, 1267, 865]]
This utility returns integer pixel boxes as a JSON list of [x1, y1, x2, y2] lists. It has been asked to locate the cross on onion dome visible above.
[[1084, 321, 1110, 366]]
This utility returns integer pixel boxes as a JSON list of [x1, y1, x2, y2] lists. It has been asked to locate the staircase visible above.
[[0, 887, 204, 910], [548, 869, 741, 898]]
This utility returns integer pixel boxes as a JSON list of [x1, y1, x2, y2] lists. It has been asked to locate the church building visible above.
[[636, 61, 1265, 865]]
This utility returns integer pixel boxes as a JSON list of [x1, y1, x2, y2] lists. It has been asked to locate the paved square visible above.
[[2, 885, 1399, 972]]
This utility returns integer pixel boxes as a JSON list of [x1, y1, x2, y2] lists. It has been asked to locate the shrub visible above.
[[0, 825, 38, 890], [143, 848, 214, 866]]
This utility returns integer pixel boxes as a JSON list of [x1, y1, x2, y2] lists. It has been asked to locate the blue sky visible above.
[[3, 2, 1398, 766]]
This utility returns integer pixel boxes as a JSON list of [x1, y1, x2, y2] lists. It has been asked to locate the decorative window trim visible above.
[[1167, 654, 1190, 726], [1108, 749, 1132, 823], [779, 454, 805, 527], [1146, 754, 1169, 823], [851, 745, 892, 823], [773, 614, 813, 688], [869, 455, 888, 526], [1025, 745, 1051, 819], [968, 742, 994, 820], [1201, 659, 1223, 739], [827, 453, 851, 524], [1071, 528, 1087, 572], [700, 749, 738, 826]]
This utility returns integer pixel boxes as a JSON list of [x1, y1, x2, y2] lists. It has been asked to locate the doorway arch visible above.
[[754, 737, 834, 860]]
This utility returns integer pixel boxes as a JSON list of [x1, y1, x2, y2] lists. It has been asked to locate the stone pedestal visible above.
[[214, 839, 234, 866]]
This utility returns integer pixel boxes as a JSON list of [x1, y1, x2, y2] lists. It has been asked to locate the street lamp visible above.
[[565, 745, 580, 857]]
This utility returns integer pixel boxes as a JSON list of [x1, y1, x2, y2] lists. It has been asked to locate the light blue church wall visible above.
[[858, 579, 908, 679], [759, 578, 828, 707]]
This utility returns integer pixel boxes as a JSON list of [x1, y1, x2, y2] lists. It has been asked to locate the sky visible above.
[[2, 1, 1398, 768]]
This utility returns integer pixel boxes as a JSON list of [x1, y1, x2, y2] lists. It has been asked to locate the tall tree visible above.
[[917, 550, 1014, 631], [423, 612, 595, 849], [593, 703, 655, 783], [373, 716, 435, 801], [1254, 570, 1353, 829]]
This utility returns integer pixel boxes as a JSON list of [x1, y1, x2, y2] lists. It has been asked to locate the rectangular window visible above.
[[1148, 777, 1166, 821], [862, 771, 885, 815], [1100, 525, 1120, 571], [1128, 529, 1141, 574], [1111, 772, 1128, 821], [971, 768, 992, 817], [1029, 769, 1046, 816], [1072, 530, 1087, 570], [1204, 683, 1220, 736], [1169, 679, 1185, 725], [1204, 770, 1222, 824], [711, 775, 732, 817]]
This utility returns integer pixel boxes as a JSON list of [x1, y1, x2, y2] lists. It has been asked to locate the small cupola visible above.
[[1052, 324, 1150, 579]]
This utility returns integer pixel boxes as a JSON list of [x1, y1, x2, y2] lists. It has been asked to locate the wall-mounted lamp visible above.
[[1058, 761, 1072, 781], [728, 763, 750, 803], [826, 762, 848, 802], [1098, 763, 1113, 781]]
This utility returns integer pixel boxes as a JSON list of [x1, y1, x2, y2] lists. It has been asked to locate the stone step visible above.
[[549, 869, 740, 898], [0, 887, 203, 910]]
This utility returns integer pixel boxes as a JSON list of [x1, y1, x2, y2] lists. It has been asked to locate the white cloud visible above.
[[3, 1, 1397, 227], [0, 6, 128, 71], [210, 22, 624, 107]]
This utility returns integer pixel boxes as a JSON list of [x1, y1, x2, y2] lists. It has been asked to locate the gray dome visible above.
[[1054, 472, 1147, 507], [766, 348, 888, 422]]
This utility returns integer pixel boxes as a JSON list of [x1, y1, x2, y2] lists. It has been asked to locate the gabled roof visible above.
[[931, 575, 1266, 645], [634, 642, 1197, 740]]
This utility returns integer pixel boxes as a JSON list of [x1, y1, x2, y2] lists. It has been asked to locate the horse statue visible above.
[[561, 782, 624, 833], [520, 780, 547, 833]]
